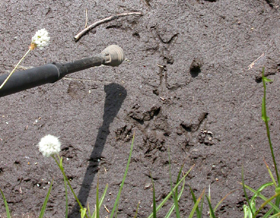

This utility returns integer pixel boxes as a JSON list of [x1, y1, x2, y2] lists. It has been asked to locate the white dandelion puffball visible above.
[[31, 28, 50, 50], [37, 134, 61, 157]]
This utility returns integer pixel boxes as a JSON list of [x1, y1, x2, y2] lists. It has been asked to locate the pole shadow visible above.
[[69, 83, 127, 217]]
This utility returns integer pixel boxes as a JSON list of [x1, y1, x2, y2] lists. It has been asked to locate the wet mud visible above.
[[1, 0, 280, 217]]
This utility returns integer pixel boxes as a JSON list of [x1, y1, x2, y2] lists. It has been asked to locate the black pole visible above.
[[60, 55, 105, 75], [0, 56, 104, 97], [0, 45, 124, 97]]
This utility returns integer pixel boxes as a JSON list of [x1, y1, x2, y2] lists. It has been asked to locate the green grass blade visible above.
[[87, 203, 91, 218], [63, 175, 68, 218], [208, 185, 211, 202], [171, 182, 181, 217], [152, 178, 157, 218], [254, 192, 280, 217], [165, 178, 185, 218], [59, 156, 69, 218], [81, 208, 87, 218], [38, 179, 53, 218], [91, 184, 108, 218], [263, 159, 277, 187], [214, 189, 236, 212], [242, 183, 280, 212], [261, 68, 279, 183], [110, 133, 135, 218], [96, 175, 99, 218], [261, 68, 280, 212], [275, 197, 280, 215], [262, 208, 273, 218], [268, 210, 280, 218], [99, 184, 108, 207], [206, 195, 216, 218], [167, 150, 181, 218], [251, 182, 274, 203], [173, 195, 180, 217], [243, 204, 251, 218], [0, 188, 11, 218], [134, 201, 140, 218], [188, 189, 205, 218], [199, 193, 205, 218], [147, 165, 195, 218], [173, 165, 182, 218], [58, 156, 69, 218], [189, 186, 201, 218], [242, 167, 254, 216]]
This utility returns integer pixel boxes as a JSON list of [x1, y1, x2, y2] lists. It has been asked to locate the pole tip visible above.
[[101, 45, 125, 67]]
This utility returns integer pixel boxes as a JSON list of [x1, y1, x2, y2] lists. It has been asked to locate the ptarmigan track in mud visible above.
[[1, 1, 280, 217]]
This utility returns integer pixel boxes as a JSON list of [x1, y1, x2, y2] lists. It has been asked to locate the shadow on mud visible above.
[[69, 83, 127, 217]]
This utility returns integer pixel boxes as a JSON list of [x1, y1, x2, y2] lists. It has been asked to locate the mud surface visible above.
[[1, 1, 280, 217]]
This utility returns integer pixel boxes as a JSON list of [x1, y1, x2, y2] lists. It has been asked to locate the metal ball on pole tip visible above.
[[0, 45, 125, 97]]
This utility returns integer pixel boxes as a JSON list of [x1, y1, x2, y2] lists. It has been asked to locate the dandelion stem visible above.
[[0, 48, 32, 89], [262, 68, 279, 183], [52, 155, 88, 218]]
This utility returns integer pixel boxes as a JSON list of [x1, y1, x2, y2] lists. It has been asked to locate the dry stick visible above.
[[248, 53, 265, 70], [74, 11, 143, 41]]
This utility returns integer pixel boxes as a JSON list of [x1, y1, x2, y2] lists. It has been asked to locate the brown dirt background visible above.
[[1, 0, 280, 217]]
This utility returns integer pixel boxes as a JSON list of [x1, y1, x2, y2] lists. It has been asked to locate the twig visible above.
[[248, 53, 265, 70], [74, 11, 143, 41], [104, 205, 110, 213]]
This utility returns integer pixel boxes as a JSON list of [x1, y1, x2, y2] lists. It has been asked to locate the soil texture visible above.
[[1, 0, 280, 217]]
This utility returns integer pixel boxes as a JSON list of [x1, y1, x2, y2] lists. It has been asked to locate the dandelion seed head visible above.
[[31, 28, 50, 50], [37, 134, 61, 157]]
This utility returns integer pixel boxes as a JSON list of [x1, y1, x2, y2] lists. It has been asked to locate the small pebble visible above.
[[144, 182, 152, 189]]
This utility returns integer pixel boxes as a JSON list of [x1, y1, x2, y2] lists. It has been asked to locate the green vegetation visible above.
[[242, 68, 280, 218]]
